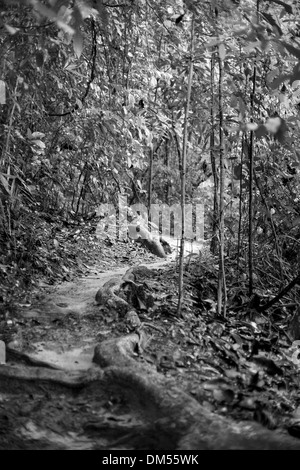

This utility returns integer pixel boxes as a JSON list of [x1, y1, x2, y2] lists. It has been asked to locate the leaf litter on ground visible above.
[[1, 233, 300, 445]]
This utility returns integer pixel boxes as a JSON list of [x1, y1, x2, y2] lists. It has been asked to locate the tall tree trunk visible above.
[[177, 16, 194, 317], [210, 50, 218, 255], [164, 136, 170, 204], [217, 44, 227, 317], [237, 139, 244, 272], [248, 122, 255, 296], [248, 0, 259, 296]]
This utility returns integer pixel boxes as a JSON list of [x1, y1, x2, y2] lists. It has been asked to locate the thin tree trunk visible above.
[[164, 136, 170, 204], [248, 0, 259, 296], [147, 147, 154, 220], [177, 16, 194, 317], [237, 139, 244, 271], [210, 50, 218, 255], [217, 44, 227, 317], [248, 132, 255, 296]]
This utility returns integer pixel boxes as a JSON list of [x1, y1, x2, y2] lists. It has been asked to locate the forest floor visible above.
[[1, 234, 300, 449]]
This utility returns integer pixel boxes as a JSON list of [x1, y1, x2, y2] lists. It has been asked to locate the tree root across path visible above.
[[128, 223, 167, 258], [95, 265, 154, 316], [1, 259, 300, 449], [1, 331, 300, 449]]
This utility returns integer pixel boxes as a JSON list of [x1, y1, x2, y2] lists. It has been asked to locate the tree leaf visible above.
[[73, 31, 83, 58], [4, 24, 18, 35], [0, 173, 9, 194], [292, 217, 300, 227], [34, 4, 57, 20], [264, 117, 281, 133], [31, 132, 45, 139], [281, 41, 300, 60], [219, 43, 226, 61], [289, 62, 300, 84], [274, 118, 288, 143], [56, 20, 74, 35], [76, 98, 82, 109], [261, 12, 283, 36], [246, 123, 258, 131], [255, 125, 268, 138], [0, 80, 6, 105], [32, 140, 46, 149], [266, 69, 279, 83], [36, 51, 44, 67], [267, 0, 293, 14], [95, 0, 108, 27], [269, 74, 290, 89], [233, 164, 242, 180]]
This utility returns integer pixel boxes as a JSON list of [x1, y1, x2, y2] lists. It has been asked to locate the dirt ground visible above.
[[1, 238, 300, 450]]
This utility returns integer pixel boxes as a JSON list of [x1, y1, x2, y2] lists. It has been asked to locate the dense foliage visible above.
[[1, 0, 300, 306]]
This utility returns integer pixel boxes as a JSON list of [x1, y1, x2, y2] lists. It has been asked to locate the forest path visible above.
[[15, 238, 203, 371], [2, 239, 300, 450], [22, 259, 173, 370]]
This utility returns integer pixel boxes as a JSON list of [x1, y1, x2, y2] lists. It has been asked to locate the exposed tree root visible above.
[[128, 223, 167, 258], [6, 346, 62, 370], [95, 266, 154, 314], [1, 331, 300, 449], [93, 334, 300, 450]]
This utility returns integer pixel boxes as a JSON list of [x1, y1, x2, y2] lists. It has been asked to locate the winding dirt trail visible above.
[[22, 257, 175, 370], [16, 237, 202, 371], [2, 240, 300, 450]]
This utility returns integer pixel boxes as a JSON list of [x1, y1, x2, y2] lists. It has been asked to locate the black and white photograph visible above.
[[0, 0, 300, 453]]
